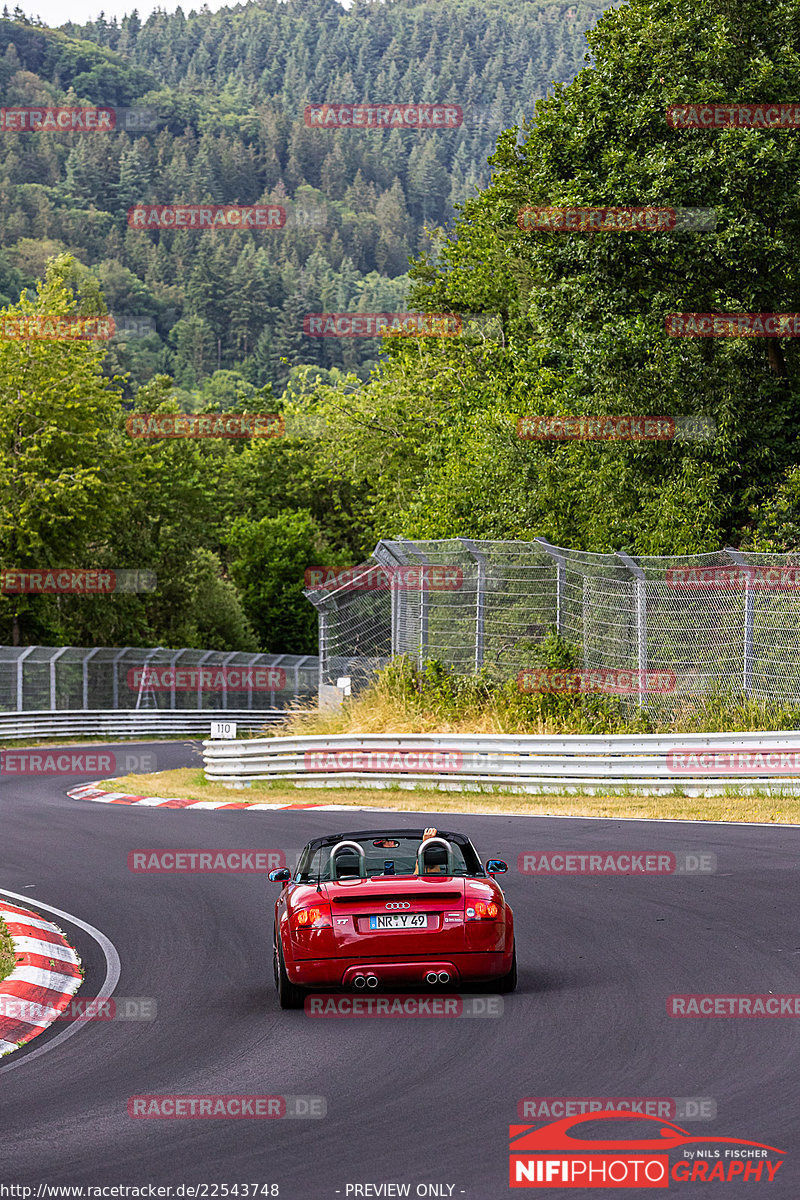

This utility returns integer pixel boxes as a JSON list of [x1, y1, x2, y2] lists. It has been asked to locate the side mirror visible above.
[[486, 859, 508, 875], [269, 868, 291, 883]]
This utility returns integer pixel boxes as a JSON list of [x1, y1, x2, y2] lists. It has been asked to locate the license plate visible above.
[[368, 913, 428, 930]]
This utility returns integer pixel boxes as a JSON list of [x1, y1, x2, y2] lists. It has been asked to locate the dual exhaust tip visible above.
[[353, 974, 379, 989], [352, 971, 450, 989]]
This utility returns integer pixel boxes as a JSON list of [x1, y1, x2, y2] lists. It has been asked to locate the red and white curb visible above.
[[67, 783, 382, 812], [0, 900, 82, 1057]]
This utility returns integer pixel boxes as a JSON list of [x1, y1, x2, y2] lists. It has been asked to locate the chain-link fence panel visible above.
[[0, 646, 319, 712], [303, 539, 800, 710]]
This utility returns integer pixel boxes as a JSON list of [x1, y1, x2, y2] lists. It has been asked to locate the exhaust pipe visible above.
[[366, 975, 379, 989], [425, 971, 439, 985], [437, 971, 450, 985], [353, 974, 367, 988]]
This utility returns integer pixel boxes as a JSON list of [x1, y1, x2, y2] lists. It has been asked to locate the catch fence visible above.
[[0, 645, 318, 712], [303, 539, 800, 709]]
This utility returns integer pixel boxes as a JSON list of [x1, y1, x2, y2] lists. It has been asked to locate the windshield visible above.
[[295, 833, 482, 882]]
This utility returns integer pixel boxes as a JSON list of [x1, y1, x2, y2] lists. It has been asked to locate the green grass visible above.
[[272, 654, 800, 739], [94, 768, 800, 824], [0, 914, 16, 983]]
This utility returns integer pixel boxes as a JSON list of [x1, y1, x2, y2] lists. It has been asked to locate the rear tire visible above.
[[497, 941, 517, 993], [274, 933, 305, 1009]]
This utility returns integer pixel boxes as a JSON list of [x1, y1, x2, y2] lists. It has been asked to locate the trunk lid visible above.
[[321, 876, 466, 954]]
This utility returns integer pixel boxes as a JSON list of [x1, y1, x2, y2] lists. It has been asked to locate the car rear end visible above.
[[282, 871, 513, 991]]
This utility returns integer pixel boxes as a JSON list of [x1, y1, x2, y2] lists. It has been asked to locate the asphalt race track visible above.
[[2, 739, 800, 1198]]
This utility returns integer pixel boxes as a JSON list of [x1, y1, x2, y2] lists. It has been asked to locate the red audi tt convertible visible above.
[[269, 827, 516, 1008]]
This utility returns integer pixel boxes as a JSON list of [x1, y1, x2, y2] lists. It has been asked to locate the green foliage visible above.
[[0, 1, 614, 394], [228, 509, 340, 653], [0, 912, 15, 983], [370, 655, 800, 734], [312, 0, 800, 552]]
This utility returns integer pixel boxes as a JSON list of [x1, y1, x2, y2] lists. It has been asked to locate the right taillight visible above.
[[466, 900, 500, 920]]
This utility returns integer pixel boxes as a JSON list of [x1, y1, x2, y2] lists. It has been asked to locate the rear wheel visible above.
[[497, 941, 517, 993], [274, 933, 305, 1009]]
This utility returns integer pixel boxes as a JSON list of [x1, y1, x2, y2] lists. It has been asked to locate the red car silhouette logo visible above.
[[510, 1111, 784, 1154]]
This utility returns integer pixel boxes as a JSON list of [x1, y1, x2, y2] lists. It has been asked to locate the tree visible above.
[[227, 509, 339, 653], [0, 254, 128, 644]]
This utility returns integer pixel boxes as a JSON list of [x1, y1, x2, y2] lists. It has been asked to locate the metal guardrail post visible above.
[[725, 548, 754, 696], [617, 552, 648, 708]]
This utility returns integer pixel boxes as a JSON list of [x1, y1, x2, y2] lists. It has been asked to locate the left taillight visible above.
[[291, 904, 332, 931], [466, 900, 500, 921]]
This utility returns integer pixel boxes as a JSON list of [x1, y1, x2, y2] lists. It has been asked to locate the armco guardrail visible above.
[[203, 731, 800, 795], [0, 709, 289, 741]]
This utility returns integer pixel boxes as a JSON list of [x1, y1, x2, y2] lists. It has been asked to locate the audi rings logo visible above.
[[385, 902, 411, 910]]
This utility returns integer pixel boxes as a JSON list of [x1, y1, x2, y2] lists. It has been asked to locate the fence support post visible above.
[[318, 606, 329, 692], [49, 646, 69, 710], [617, 552, 648, 708], [397, 539, 430, 667], [111, 647, 131, 710], [725, 547, 753, 696], [16, 646, 35, 712], [534, 538, 567, 634], [582, 576, 589, 668], [82, 647, 100, 710], [458, 537, 486, 673]]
